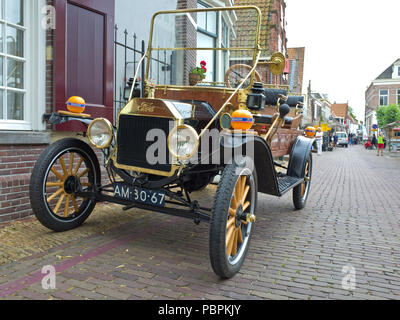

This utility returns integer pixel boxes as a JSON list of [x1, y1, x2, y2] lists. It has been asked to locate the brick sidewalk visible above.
[[0, 146, 399, 300]]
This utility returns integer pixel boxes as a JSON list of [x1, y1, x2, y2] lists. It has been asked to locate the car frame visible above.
[[31, 6, 314, 279]]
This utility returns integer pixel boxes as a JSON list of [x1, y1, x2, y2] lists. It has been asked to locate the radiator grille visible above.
[[117, 115, 173, 173]]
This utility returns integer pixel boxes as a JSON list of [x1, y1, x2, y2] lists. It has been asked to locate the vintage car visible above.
[[30, 6, 313, 279]]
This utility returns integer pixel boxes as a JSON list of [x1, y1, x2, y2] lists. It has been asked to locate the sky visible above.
[[285, 0, 400, 122]]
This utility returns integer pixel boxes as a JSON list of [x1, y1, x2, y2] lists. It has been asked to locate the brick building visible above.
[[365, 58, 400, 136], [331, 103, 349, 132], [287, 47, 305, 93], [233, 0, 288, 85], [308, 92, 332, 125]]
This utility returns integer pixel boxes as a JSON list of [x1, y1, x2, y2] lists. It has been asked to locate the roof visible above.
[[311, 92, 323, 100], [376, 59, 400, 80], [384, 120, 400, 128], [232, 0, 273, 57], [311, 92, 330, 103], [348, 114, 357, 124], [331, 103, 348, 119]]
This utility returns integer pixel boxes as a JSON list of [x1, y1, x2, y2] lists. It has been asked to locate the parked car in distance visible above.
[[336, 132, 348, 148]]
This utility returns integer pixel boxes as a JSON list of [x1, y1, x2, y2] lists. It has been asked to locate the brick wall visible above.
[[234, 0, 287, 86], [176, 0, 197, 85], [287, 47, 305, 93], [366, 83, 400, 114], [0, 138, 110, 224], [0, 145, 49, 223], [46, 0, 55, 129]]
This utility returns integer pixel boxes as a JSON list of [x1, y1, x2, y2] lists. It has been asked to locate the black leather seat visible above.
[[286, 96, 304, 108], [254, 114, 293, 126], [264, 89, 288, 106]]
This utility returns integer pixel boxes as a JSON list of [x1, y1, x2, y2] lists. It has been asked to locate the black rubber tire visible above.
[[209, 159, 258, 279], [293, 153, 313, 210], [29, 138, 101, 232]]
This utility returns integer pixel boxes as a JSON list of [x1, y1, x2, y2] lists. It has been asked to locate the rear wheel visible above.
[[209, 160, 257, 279], [293, 154, 312, 210], [30, 138, 101, 232]]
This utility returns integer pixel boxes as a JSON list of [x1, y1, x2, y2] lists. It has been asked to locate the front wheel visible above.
[[30, 138, 101, 232], [209, 160, 258, 279], [293, 153, 313, 210]]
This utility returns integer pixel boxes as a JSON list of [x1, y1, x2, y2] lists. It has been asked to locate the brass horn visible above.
[[258, 52, 286, 75]]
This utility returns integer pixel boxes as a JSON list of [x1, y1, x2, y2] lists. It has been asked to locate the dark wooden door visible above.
[[54, 0, 114, 131]]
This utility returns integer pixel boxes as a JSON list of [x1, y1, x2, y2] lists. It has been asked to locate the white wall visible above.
[[114, 0, 177, 113], [115, 0, 177, 46]]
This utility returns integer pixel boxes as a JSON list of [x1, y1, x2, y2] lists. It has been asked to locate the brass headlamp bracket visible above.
[[276, 94, 288, 112], [144, 81, 155, 99]]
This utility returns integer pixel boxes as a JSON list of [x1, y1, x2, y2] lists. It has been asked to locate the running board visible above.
[[277, 176, 304, 196]]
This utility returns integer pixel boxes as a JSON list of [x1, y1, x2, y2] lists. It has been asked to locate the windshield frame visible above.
[[146, 6, 262, 88]]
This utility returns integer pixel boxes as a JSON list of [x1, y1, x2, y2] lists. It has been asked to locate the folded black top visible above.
[[264, 89, 288, 106], [286, 96, 304, 108]]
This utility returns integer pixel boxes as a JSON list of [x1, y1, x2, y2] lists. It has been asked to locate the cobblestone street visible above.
[[0, 146, 399, 300]]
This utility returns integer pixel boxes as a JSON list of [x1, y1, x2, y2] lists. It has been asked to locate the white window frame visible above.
[[0, 0, 46, 131], [197, 1, 218, 82], [379, 89, 389, 106], [397, 89, 400, 105]]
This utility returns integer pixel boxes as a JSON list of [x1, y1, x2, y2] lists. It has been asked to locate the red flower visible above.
[[200, 61, 207, 67], [202, 66, 207, 72]]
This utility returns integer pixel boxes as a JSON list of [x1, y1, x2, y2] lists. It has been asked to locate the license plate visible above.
[[113, 183, 166, 207]]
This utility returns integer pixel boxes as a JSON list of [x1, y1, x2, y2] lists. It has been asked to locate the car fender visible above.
[[43, 112, 93, 126], [219, 132, 280, 196], [287, 136, 314, 179]]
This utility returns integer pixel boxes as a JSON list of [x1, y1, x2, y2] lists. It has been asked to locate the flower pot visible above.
[[189, 73, 202, 86]]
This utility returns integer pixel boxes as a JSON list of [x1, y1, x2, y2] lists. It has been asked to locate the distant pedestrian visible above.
[[377, 132, 385, 156], [333, 134, 338, 148], [349, 134, 353, 146], [372, 134, 377, 149], [316, 127, 323, 156]]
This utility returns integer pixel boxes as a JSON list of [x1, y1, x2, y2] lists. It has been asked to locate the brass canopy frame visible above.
[[120, 6, 290, 177], [146, 6, 263, 87]]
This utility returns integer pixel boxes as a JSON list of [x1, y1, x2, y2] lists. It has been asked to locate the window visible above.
[[379, 90, 389, 106], [197, 2, 217, 82], [0, 0, 26, 124], [398, 67, 400, 77], [398, 89, 400, 105], [221, 18, 229, 79]]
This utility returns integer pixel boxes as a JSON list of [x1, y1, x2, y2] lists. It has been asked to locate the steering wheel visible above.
[[225, 64, 262, 89]]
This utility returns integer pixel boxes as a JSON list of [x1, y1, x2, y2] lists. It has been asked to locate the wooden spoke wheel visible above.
[[30, 138, 101, 232], [225, 64, 262, 89], [293, 153, 313, 210], [210, 160, 257, 279]]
